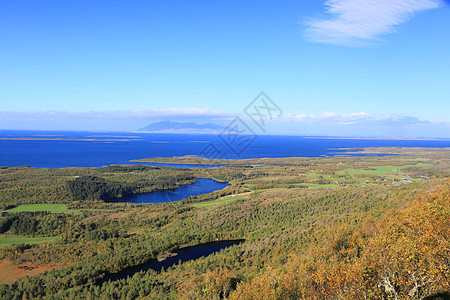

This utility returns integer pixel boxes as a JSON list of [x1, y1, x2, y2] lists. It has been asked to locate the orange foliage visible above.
[[230, 180, 450, 299]]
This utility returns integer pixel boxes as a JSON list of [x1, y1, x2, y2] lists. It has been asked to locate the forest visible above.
[[0, 147, 448, 299]]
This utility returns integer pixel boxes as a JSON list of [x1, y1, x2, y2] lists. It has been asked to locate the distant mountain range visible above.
[[138, 121, 225, 134]]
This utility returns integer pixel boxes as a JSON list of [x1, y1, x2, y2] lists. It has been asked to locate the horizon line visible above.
[[0, 128, 449, 141]]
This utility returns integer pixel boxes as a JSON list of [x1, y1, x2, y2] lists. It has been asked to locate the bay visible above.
[[0, 130, 449, 168]]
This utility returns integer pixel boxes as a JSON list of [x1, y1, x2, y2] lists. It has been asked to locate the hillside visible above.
[[0, 147, 448, 299]]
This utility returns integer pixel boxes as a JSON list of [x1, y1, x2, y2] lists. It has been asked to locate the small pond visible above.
[[97, 239, 244, 284]]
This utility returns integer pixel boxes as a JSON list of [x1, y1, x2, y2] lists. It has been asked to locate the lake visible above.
[[112, 178, 230, 203], [97, 239, 244, 285], [1, 130, 449, 168]]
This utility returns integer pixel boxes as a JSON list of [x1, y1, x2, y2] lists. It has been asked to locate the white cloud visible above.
[[304, 0, 444, 46], [319, 111, 340, 119], [339, 112, 374, 123], [286, 113, 315, 120]]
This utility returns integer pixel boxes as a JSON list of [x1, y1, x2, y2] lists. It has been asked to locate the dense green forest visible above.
[[0, 147, 448, 299]]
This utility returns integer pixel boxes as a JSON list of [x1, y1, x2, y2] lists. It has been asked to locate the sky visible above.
[[0, 0, 449, 137]]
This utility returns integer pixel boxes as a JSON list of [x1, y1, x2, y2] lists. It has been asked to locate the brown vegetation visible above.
[[0, 259, 67, 284]]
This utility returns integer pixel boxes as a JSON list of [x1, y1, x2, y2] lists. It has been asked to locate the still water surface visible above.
[[97, 240, 244, 284], [115, 178, 230, 203]]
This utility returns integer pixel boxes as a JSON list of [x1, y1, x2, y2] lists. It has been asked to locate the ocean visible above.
[[0, 130, 449, 168]]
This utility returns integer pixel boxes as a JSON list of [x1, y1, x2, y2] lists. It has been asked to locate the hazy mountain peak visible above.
[[138, 121, 225, 134]]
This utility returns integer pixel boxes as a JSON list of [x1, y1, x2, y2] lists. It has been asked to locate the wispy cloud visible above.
[[0, 108, 233, 121], [304, 0, 444, 46], [0, 108, 234, 131], [285, 111, 431, 125], [280, 111, 450, 138]]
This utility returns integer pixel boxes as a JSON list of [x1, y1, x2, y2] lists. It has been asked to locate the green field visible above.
[[4, 204, 80, 214], [3, 204, 80, 215], [336, 163, 433, 176], [337, 165, 402, 176], [192, 195, 247, 208], [6, 204, 68, 212], [0, 236, 61, 248]]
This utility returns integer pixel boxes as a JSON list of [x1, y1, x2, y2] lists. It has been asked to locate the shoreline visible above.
[[131, 147, 450, 165], [1, 146, 449, 169]]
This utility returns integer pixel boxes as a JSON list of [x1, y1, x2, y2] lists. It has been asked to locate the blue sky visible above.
[[0, 0, 449, 137]]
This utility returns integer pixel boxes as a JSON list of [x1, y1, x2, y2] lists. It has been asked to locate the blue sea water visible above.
[[0, 130, 449, 168]]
